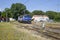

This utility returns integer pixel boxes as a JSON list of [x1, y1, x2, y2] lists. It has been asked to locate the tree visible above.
[[1, 11, 6, 17], [4, 8, 12, 18], [46, 11, 57, 20], [25, 10, 33, 17], [25, 10, 30, 14], [11, 3, 26, 20], [0, 11, 1, 17], [54, 13, 60, 21], [32, 10, 45, 15]]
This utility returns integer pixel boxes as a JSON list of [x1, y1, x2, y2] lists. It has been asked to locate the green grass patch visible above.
[[0, 22, 13, 29]]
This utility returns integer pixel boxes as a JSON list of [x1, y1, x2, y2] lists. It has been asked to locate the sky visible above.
[[0, 0, 60, 12]]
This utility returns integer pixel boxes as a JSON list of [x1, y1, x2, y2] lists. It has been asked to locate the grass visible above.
[[46, 22, 60, 28], [0, 22, 13, 29], [0, 22, 42, 40]]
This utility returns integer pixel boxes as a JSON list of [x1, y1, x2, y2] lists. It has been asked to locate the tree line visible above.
[[0, 3, 60, 22]]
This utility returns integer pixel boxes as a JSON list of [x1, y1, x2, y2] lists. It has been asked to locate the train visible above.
[[18, 14, 32, 23]]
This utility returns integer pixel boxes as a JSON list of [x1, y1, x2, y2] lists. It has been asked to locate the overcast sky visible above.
[[0, 0, 60, 12]]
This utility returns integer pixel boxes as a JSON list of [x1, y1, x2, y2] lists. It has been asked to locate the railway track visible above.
[[12, 22, 60, 40], [22, 25, 60, 40]]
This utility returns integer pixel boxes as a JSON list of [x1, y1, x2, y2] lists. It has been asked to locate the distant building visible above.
[[32, 15, 49, 22]]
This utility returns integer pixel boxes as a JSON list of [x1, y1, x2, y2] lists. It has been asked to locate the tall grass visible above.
[[0, 22, 41, 40]]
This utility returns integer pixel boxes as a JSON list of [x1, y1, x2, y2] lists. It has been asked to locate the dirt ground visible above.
[[11, 21, 60, 40]]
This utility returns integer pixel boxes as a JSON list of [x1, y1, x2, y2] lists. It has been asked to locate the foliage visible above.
[[11, 3, 26, 20], [45, 11, 60, 21], [1, 11, 6, 17], [4, 8, 12, 18], [0, 11, 1, 17], [46, 11, 57, 19], [32, 10, 45, 15]]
